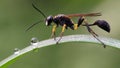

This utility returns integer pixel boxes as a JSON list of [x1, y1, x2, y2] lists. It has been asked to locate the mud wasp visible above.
[[26, 3, 110, 48]]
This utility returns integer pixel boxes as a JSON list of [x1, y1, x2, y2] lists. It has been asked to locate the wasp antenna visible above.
[[32, 3, 47, 18], [25, 21, 42, 32]]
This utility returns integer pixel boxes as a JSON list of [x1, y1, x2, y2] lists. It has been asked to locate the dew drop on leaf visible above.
[[14, 48, 20, 54], [30, 37, 39, 45]]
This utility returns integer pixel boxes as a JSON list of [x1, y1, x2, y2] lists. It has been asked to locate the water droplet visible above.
[[31, 37, 39, 48], [14, 48, 20, 54], [31, 37, 39, 43]]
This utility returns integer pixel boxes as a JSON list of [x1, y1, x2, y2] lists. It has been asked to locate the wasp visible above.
[[26, 3, 110, 48]]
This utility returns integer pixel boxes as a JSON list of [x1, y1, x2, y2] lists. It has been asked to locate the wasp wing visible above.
[[67, 13, 101, 17]]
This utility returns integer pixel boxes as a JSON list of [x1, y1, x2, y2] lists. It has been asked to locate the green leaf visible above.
[[0, 35, 120, 68]]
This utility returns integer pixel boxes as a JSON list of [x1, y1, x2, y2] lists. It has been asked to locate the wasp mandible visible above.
[[26, 3, 110, 48]]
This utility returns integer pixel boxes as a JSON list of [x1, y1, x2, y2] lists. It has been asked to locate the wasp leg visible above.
[[83, 18, 98, 36], [74, 16, 85, 30], [85, 23, 106, 48], [82, 24, 98, 36], [51, 25, 57, 40], [77, 16, 85, 27], [83, 19, 106, 48], [56, 24, 66, 44], [74, 24, 78, 30]]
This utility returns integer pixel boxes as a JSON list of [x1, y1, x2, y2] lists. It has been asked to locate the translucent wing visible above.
[[67, 13, 101, 17]]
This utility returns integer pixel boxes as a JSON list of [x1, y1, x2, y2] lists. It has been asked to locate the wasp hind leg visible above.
[[84, 23, 106, 48], [51, 25, 57, 40], [56, 24, 66, 44]]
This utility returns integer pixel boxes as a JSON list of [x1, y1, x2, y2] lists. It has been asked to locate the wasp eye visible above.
[[93, 20, 110, 32], [46, 16, 53, 26]]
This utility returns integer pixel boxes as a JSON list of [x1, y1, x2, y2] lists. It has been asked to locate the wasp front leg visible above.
[[51, 25, 57, 40], [56, 24, 66, 44]]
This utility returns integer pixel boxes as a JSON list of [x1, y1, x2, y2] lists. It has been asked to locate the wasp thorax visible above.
[[46, 16, 53, 26]]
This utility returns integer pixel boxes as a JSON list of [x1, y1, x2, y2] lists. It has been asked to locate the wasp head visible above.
[[46, 16, 53, 26]]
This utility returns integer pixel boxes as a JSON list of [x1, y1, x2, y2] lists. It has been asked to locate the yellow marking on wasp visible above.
[[74, 24, 78, 30], [62, 24, 66, 32], [52, 25, 57, 32]]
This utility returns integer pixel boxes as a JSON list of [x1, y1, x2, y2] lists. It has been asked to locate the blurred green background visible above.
[[0, 0, 120, 68]]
